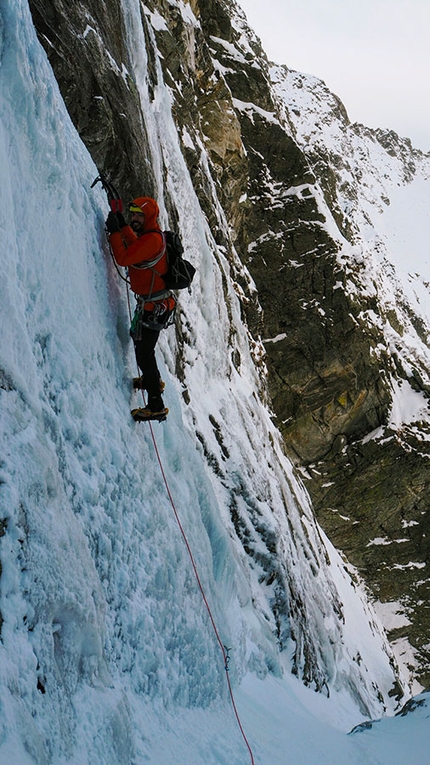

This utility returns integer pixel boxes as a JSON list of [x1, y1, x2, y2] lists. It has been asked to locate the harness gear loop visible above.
[[130, 295, 176, 338]]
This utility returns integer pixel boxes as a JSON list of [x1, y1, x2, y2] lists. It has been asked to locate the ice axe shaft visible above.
[[91, 172, 123, 213]]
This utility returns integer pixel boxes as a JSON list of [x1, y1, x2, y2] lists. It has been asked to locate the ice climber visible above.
[[106, 197, 176, 422]]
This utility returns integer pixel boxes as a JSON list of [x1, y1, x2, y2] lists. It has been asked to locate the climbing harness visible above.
[[130, 295, 176, 338]]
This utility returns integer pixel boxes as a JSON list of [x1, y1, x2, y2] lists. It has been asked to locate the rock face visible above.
[[29, 0, 430, 687], [28, 0, 156, 199]]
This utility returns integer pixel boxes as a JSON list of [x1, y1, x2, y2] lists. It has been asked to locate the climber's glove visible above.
[[115, 212, 126, 229], [106, 211, 121, 234]]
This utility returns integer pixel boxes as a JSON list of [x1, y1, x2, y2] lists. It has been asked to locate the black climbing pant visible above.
[[134, 327, 164, 410]]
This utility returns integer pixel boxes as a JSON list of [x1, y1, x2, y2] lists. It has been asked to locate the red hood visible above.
[[131, 196, 160, 231]]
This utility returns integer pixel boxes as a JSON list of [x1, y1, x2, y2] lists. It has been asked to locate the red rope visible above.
[[126, 284, 255, 763], [147, 421, 255, 764]]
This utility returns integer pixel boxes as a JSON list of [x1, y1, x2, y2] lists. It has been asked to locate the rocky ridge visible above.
[[269, 64, 430, 685], [28, 0, 430, 688]]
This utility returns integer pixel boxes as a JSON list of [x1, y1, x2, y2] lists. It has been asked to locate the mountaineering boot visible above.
[[131, 406, 169, 422], [133, 376, 165, 393], [131, 392, 168, 422]]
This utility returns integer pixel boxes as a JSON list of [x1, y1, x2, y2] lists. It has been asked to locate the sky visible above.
[[238, 0, 430, 152]]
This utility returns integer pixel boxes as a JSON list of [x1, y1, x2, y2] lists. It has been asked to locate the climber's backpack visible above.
[[163, 231, 196, 290]]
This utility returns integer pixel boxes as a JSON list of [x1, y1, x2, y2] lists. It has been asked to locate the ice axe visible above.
[[92, 172, 130, 285], [91, 172, 123, 213]]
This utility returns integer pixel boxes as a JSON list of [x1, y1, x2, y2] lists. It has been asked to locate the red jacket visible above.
[[109, 197, 168, 298]]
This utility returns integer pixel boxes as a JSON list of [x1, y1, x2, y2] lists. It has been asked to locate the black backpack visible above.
[[163, 231, 196, 290]]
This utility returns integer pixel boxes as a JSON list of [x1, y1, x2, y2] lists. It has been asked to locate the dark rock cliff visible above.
[[28, 0, 430, 687]]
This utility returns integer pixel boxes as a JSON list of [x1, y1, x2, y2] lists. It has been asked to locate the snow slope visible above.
[[0, 0, 428, 762]]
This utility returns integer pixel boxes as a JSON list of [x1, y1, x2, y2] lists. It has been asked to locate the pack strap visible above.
[[130, 230, 166, 270]]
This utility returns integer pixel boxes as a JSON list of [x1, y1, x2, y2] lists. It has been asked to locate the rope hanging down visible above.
[[125, 288, 255, 765], [148, 422, 255, 764]]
